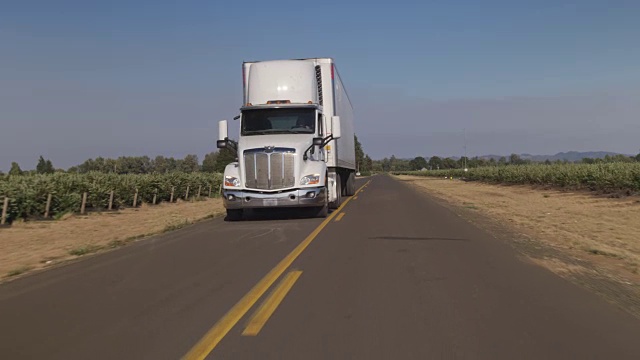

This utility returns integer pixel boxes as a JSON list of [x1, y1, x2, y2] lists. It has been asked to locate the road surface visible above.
[[1, 175, 639, 359]]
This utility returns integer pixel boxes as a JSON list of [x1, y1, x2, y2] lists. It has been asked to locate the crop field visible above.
[[395, 163, 640, 193], [0, 172, 223, 223]]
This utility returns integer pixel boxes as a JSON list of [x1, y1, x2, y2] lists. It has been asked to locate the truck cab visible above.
[[217, 58, 356, 220]]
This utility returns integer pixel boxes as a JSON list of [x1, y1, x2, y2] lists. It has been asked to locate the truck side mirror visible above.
[[217, 120, 228, 148], [313, 137, 323, 146], [331, 116, 341, 139]]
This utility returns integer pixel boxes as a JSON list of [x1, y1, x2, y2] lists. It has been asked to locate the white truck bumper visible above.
[[223, 187, 327, 209]]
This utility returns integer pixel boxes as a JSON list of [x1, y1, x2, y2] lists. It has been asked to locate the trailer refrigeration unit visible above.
[[216, 58, 356, 220]]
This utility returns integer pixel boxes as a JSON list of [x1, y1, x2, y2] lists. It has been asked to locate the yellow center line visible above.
[[181, 179, 372, 360], [335, 212, 346, 222], [242, 270, 303, 336]]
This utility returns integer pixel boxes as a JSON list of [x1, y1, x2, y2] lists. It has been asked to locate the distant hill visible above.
[[479, 151, 626, 162]]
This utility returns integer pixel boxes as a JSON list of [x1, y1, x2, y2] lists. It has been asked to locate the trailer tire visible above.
[[346, 172, 356, 196]]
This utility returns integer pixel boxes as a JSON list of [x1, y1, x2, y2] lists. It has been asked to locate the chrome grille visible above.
[[244, 148, 296, 190]]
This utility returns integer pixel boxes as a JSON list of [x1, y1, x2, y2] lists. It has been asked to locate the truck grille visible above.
[[244, 148, 296, 190]]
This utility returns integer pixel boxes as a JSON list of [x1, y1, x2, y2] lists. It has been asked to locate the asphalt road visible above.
[[1, 175, 640, 359]]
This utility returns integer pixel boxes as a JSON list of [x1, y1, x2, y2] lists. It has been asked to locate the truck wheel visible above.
[[225, 209, 243, 221], [316, 180, 329, 217], [330, 174, 342, 209]]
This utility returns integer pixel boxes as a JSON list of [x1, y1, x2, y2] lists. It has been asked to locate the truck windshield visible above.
[[241, 108, 315, 136]]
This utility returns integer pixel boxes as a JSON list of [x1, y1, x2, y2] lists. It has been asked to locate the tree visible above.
[[105, 158, 118, 173], [202, 152, 219, 173], [389, 155, 397, 171], [36, 156, 54, 174], [215, 147, 237, 173], [93, 157, 106, 172], [354, 134, 365, 171], [114, 156, 152, 174], [636, 152, 640, 162], [457, 156, 470, 169], [78, 158, 97, 173], [371, 159, 384, 172], [181, 154, 200, 173], [498, 157, 507, 166], [544, 159, 552, 165], [509, 153, 523, 165], [442, 157, 458, 169], [9, 162, 22, 176], [409, 156, 428, 171], [36, 156, 46, 173], [428, 156, 443, 170], [151, 156, 168, 173], [364, 155, 373, 173]]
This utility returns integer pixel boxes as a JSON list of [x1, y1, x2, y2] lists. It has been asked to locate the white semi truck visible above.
[[216, 58, 356, 220]]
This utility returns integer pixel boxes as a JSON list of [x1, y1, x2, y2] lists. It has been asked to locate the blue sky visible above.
[[2, 0, 639, 170]]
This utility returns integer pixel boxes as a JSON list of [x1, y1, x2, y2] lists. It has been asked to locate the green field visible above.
[[395, 163, 640, 193], [0, 172, 222, 222]]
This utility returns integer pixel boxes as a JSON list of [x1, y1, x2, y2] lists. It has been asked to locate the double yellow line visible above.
[[182, 180, 371, 360]]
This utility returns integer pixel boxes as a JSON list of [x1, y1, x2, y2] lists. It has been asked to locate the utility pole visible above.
[[463, 128, 468, 171]]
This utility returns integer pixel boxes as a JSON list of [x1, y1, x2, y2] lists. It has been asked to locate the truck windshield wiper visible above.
[[243, 130, 284, 135], [244, 129, 311, 135]]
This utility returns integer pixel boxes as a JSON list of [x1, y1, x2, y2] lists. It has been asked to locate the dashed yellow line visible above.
[[181, 179, 371, 360], [335, 212, 346, 222], [242, 270, 302, 336]]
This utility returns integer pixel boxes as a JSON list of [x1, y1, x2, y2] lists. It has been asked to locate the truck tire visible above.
[[330, 173, 342, 209], [346, 172, 356, 196], [315, 179, 329, 218], [225, 209, 243, 221]]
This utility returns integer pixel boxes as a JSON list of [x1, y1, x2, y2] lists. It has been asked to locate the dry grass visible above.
[[0, 198, 225, 280], [397, 176, 640, 283]]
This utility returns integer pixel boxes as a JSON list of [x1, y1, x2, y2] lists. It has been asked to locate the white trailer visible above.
[[217, 58, 356, 220]]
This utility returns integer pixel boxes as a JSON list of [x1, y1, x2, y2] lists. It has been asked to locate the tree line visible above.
[[373, 152, 640, 172], [7, 137, 634, 176], [2, 148, 237, 177], [4, 135, 376, 176]]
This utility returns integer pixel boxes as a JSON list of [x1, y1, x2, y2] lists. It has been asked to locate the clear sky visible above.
[[2, 0, 639, 170]]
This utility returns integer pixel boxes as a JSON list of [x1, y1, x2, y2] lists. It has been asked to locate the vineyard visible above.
[[395, 162, 640, 193], [0, 172, 223, 223]]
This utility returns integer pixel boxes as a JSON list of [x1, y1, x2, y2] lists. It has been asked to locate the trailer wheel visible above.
[[345, 172, 356, 196]]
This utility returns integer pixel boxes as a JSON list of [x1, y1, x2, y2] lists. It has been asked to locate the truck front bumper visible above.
[[223, 187, 327, 209]]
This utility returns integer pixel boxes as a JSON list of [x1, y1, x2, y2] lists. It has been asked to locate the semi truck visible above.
[[216, 58, 356, 220]]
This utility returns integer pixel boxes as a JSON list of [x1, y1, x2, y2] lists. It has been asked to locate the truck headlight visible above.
[[300, 174, 320, 185], [224, 176, 241, 187]]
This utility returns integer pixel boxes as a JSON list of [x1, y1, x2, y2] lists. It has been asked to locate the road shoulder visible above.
[[394, 175, 640, 319], [0, 198, 225, 283]]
